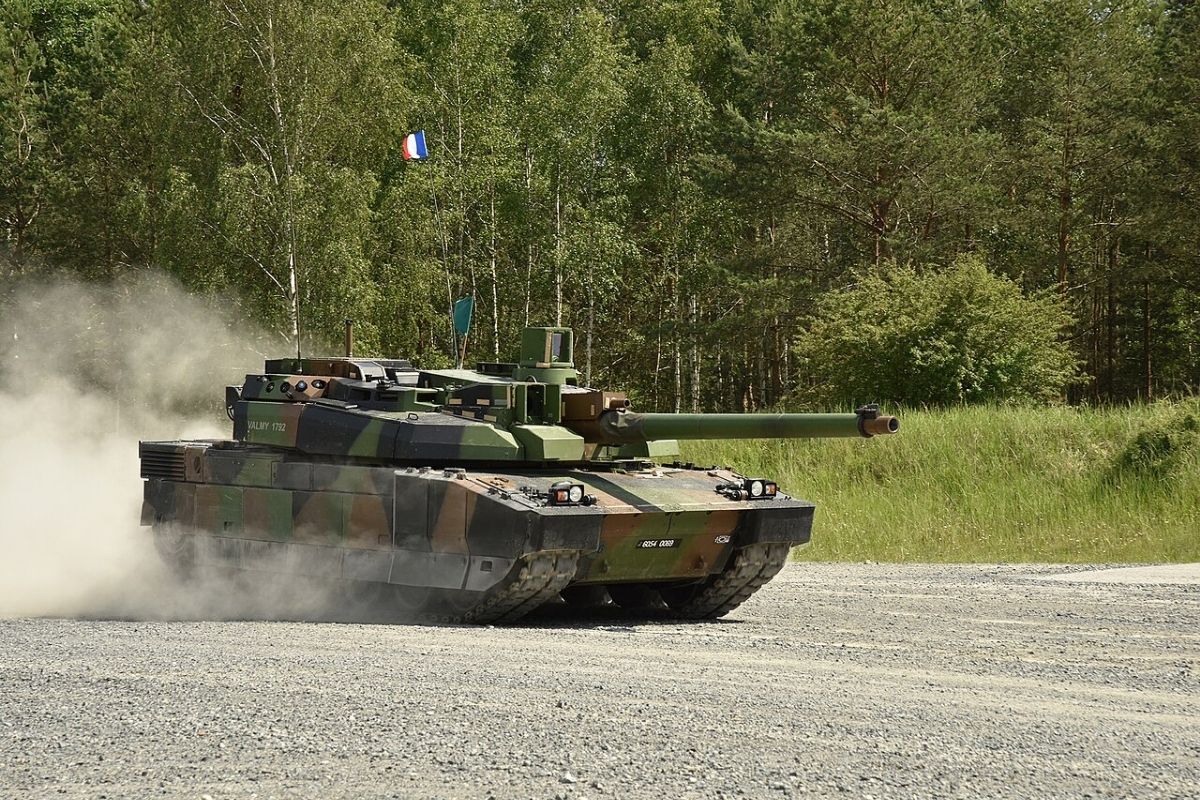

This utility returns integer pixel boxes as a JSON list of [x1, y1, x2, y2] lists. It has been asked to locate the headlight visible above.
[[715, 478, 781, 501], [742, 478, 778, 500], [548, 481, 596, 506]]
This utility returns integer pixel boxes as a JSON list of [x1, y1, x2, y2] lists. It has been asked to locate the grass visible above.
[[680, 400, 1200, 563]]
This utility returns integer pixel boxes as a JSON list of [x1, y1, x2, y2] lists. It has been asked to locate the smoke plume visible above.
[[0, 274, 266, 618]]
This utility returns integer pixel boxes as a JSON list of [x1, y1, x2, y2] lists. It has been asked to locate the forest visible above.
[[3, 0, 1199, 412]]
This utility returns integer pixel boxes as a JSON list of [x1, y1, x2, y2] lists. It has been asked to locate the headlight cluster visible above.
[[746, 478, 778, 499], [548, 481, 598, 506], [716, 477, 779, 501]]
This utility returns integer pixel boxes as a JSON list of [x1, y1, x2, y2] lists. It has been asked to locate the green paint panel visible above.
[[588, 510, 727, 582], [242, 487, 294, 541], [313, 464, 386, 494], [612, 440, 681, 460], [244, 402, 298, 447], [193, 485, 244, 534], [293, 490, 345, 545], [458, 424, 522, 460], [347, 418, 387, 459], [512, 425, 584, 461], [593, 474, 695, 511], [232, 456, 275, 487]]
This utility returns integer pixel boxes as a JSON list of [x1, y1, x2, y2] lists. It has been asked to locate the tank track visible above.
[[665, 542, 791, 619], [450, 550, 581, 624]]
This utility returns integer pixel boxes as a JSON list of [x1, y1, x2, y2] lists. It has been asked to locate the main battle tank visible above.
[[139, 326, 897, 623]]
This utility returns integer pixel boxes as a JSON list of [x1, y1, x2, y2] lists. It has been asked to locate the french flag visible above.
[[403, 130, 429, 160]]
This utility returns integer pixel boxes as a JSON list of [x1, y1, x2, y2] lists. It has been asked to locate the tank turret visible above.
[[140, 324, 899, 624], [221, 325, 895, 463]]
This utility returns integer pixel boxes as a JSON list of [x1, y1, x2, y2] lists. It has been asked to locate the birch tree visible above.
[[0, 0, 45, 273], [160, 0, 403, 354]]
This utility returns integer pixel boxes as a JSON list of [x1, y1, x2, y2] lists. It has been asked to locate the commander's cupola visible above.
[[512, 327, 579, 385]]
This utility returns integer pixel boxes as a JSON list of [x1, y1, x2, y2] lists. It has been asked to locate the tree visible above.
[[519, 1, 631, 383], [988, 0, 1161, 400], [158, 0, 404, 354], [393, 0, 523, 361], [0, 0, 46, 273], [769, 0, 1000, 267], [793, 257, 1078, 405], [35, 2, 186, 282], [5, 0, 1198, 405], [623, 35, 715, 411], [1146, 1, 1200, 397]]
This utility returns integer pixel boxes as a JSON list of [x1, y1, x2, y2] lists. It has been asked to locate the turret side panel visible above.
[[294, 404, 397, 460], [392, 416, 521, 461]]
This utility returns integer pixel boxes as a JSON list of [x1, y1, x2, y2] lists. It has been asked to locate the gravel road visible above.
[[2, 563, 1198, 800]]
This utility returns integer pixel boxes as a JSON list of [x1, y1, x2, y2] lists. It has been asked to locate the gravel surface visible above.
[[2, 563, 1198, 799]]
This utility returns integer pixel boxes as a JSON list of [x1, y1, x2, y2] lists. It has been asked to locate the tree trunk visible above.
[[554, 170, 563, 326], [585, 289, 594, 387], [429, 143, 455, 353], [489, 187, 500, 357], [1057, 190, 1071, 296], [743, 340, 755, 411], [287, 253, 300, 359], [1106, 237, 1118, 399], [261, 13, 302, 357], [524, 147, 534, 327], [690, 294, 700, 412], [1142, 280, 1152, 402], [672, 326, 682, 414], [652, 299, 662, 411], [1057, 125, 1074, 298]]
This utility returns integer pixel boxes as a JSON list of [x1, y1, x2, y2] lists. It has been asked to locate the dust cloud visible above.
[[0, 274, 267, 619]]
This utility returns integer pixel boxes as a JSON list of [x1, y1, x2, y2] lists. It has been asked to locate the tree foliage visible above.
[[794, 258, 1078, 405], [1, 0, 1197, 408]]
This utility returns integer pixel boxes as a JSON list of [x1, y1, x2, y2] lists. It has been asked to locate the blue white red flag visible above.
[[403, 130, 429, 160]]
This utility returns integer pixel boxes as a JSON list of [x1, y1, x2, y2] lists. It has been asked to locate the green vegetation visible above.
[[4, 2, 1198, 563], [682, 402, 1200, 563], [4, 0, 1200, 408], [794, 257, 1079, 406]]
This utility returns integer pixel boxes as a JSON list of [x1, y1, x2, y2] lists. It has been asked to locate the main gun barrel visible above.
[[573, 405, 899, 445]]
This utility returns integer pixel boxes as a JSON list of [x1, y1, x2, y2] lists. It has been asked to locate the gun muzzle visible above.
[[856, 404, 900, 437]]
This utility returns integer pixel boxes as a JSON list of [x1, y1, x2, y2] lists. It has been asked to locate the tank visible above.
[[139, 326, 898, 623]]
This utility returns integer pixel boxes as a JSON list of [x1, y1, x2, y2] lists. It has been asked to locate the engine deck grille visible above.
[[139, 443, 187, 480]]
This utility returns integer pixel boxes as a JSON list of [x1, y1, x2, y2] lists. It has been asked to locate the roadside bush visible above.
[[1105, 399, 1200, 486], [792, 256, 1078, 405]]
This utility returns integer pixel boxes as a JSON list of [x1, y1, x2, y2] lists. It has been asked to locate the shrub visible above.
[[1106, 401, 1200, 486], [792, 256, 1078, 405]]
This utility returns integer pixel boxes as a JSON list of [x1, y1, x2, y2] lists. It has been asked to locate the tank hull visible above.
[[140, 440, 813, 622]]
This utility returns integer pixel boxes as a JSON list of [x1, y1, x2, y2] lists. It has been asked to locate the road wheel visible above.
[[661, 543, 790, 619], [153, 524, 197, 580], [349, 583, 431, 622]]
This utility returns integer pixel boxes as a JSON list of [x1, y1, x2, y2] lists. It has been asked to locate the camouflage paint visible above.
[[140, 442, 813, 594], [139, 326, 894, 621]]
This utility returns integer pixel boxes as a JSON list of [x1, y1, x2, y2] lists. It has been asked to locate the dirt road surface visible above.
[[2, 563, 1198, 799]]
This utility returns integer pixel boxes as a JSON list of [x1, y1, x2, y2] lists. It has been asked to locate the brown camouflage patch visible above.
[[345, 494, 391, 549], [292, 491, 344, 545], [429, 480, 472, 555]]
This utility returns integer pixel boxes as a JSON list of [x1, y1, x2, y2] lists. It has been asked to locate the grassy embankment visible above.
[[680, 401, 1200, 563]]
